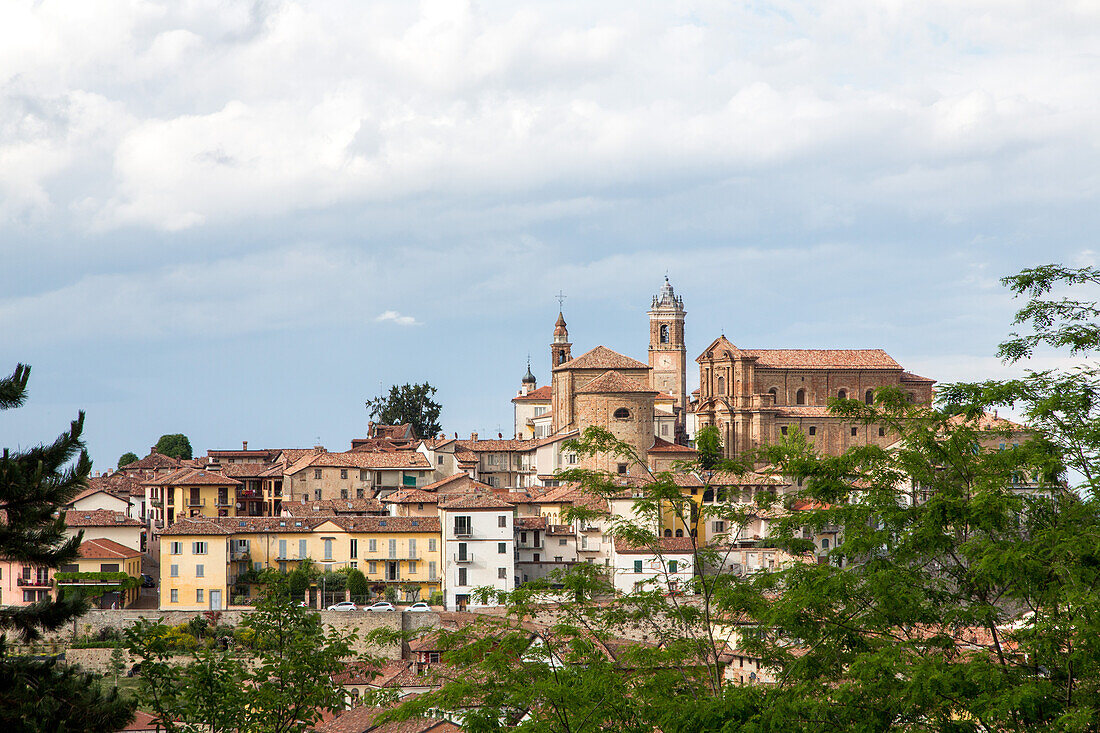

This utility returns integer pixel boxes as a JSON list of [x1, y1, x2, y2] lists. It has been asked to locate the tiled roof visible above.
[[282, 498, 386, 515], [314, 704, 461, 733], [546, 523, 574, 535], [654, 391, 676, 401], [771, 405, 836, 418], [614, 536, 696, 554], [123, 451, 181, 470], [515, 516, 547, 530], [287, 451, 431, 474], [947, 411, 1029, 432], [648, 437, 696, 454], [512, 385, 552, 402], [276, 448, 320, 465], [67, 486, 128, 506], [746, 349, 901, 369], [216, 463, 276, 478], [453, 438, 539, 452], [900, 371, 936, 383], [453, 450, 478, 465], [328, 516, 441, 533], [159, 518, 232, 536], [86, 472, 147, 497], [575, 370, 658, 395], [704, 470, 787, 487], [63, 509, 142, 527], [553, 345, 650, 373], [420, 473, 490, 493], [438, 493, 514, 510], [143, 468, 242, 487], [77, 538, 140, 560], [381, 489, 439, 504]]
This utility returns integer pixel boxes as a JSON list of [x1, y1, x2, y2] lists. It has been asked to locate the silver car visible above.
[[364, 601, 396, 612]]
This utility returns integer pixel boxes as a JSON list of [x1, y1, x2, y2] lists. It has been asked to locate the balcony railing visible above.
[[453, 553, 474, 564], [187, 498, 205, 507], [230, 550, 251, 561], [578, 543, 602, 552], [17, 577, 53, 587]]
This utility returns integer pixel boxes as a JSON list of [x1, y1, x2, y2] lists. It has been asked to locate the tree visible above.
[[155, 433, 193, 460], [126, 580, 361, 733], [0, 364, 135, 730], [346, 568, 369, 599], [365, 382, 442, 439], [694, 424, 722, 470], [117, 452, 139, 468], [376, 264, 1100, 733]]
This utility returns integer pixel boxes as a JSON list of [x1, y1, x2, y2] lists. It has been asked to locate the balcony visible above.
[[18, 576, 53, 587], [578, 542, 602, 553], [187, 498, 205, 507], [230, 550, 251, 562], [215, 499, 232, 507], [150, 499, 163, 508], [453, 553, 474, 564]]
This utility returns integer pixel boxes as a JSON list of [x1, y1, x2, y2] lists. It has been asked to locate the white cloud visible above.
[[375, 310, 421, 327]]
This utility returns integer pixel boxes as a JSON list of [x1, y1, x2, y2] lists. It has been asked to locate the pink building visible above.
[[0, 560, 55, 606]]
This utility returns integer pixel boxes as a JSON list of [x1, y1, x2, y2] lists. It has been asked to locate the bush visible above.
[[232, 595, 247, 606], [346, 569, 368, 598], [428, 592, 444, 606], [384, 586, 398, 603], [163, 626, 198, 651], [186, 616, 209, 639]]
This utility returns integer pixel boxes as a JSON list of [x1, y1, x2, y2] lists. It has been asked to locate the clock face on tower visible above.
[[659, 354, 672, 368]]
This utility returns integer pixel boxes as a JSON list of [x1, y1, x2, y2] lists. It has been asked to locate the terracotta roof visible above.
[[704, 470, 787, 487], [947, 411, 1029, 432], [648, 437, 696, 454], [216, 463, 276, 478], [77, 538, 140, 560], [419, 473, 492, 493], [314, 704, 461, 733], [453, 450, 478, 465], [282, 498, 386, 515], [287, 451, 431, 473], [453, 438, 538, 452], [86, 472, 147, 497], [512, 385, 552, 402], [121, 711, 175, 732], [143, 468, 242, 487], [614, 536, 697, 554], [553, 345, 650, 373], [697, 336, 903, 369], [900, 371, 936, 383], [381, 489, 439, 504], [67, 486, 128, 506], [654, 391, 676, 401], [545, 524, 574, 536], [122, 451, 181, 470], [438, 493, 514, 510], [327, 516, 441, 533], [159, 518, 232, 536], [575, 370, 658, 395], [63, 509, 141, 527], [276, 448, 320, 465], [515, 516, 547, 530]]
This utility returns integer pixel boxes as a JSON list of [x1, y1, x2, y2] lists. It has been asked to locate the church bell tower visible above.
[[648, 276, 687, 430]]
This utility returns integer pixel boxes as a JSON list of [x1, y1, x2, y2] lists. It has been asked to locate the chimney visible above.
[[470, 432, 478, 441], [314, 445, 325, 454], [243, 441, 248, 451], [150, 446, 157, 455]]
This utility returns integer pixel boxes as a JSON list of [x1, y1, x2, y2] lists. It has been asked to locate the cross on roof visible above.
[[556, 290, 567, 310]]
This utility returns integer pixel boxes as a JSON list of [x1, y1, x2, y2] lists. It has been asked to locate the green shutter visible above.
[[403, 473, 417, 487]]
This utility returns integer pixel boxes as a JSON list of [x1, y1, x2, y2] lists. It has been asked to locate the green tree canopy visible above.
[[117, 452, 139, 468], [365, 382, 442, 439], [0, 364, 134, 730], [155, 433, 193, 460]]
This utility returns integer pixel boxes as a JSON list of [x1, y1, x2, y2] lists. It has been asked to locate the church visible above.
[[513, 278, 935, 471]]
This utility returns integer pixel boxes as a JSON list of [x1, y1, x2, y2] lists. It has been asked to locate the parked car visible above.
[[364, 601, 395, 612], [405, 602, 431, 612], [326, 601, 358, 611], [139, 574, 156, 588]]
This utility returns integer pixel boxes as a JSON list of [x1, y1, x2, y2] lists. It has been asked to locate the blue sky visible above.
[[2, 1, 1098, 467]]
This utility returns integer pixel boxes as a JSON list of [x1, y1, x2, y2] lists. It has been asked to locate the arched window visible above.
[[906, 392, 915, 403], [675, 529, 684, 538], [838, 389, 848, 400], [663, 528, 672, 537], [613, 407, 630, 419], [768, 387, 778, 403], [865, 389, 874, 405], [821, 538, 830, 550], [717, 376, 725, 394], [796, 389, 806, 405], [659, 324, 670, 344]]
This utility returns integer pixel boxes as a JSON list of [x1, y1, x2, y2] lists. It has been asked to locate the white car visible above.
[[326, 601, 358, 611], [364, 601, 396, 612], [405, 602, 431, 612]]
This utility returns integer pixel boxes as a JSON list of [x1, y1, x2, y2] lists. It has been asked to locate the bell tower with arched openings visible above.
[[648, 276, 687, 431]]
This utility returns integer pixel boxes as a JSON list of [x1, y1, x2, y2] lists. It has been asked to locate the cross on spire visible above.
[[555, 290, 567, 310]]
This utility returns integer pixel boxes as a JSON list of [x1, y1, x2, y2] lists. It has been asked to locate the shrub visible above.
[[384, 586, 398, 603], [428, 592, 444, 606], [346, 569, 368, 598]]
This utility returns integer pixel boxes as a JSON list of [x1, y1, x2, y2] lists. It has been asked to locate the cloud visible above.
[[375, 310, 420, 327]]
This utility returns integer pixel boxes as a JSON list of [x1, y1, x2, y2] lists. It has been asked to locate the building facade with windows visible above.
[[438, 494, 515, 611]]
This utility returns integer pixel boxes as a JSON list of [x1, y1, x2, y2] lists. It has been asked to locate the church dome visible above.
[[522, 361, 536, 384]]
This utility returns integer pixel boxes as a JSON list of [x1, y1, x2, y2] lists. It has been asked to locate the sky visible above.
[[2, 0, 1099, 468]]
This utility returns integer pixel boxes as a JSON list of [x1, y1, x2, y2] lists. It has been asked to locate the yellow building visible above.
[[321, 516, 443, 603], [57, 538, 143, 608], [147, 468, 244, 526], [160, 518, 232, 611]]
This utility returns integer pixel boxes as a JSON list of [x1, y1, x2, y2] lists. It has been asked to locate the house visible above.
[[0, 559, 54, 607], [610, 537, 696, 595], [322, 516, 443, 603], [438, 493, 515, 610], [284, 450, 433, 503], [144, 468, 244, 527], [57, 539, 143, 608], [63, 509, 144, 552]]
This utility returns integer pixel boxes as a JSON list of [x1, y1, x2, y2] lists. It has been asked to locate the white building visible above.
[[438, 493, 515, 610], [610, 537, 695, 595]]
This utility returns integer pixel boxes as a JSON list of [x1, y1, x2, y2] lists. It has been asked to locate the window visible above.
[[170, 564, 179, 578], [314, 489, 321, 500], [458, 567, 467, 586], [822, 538, 830, 550], [498, 515, 507, 528], [170, 589, 178, 603], [664, 528, 672, 537], [559, 538, 567, 546], [838, 389, 848, 400], [879, 427, 886, 437], [170, 542, 182, 555], [192, 542, 207, 555], [668, 560, 678, 573], [196, 564, 204, 577], [634, 560, 643, 573], [409, 561, 417, 574], [675, 529, 684, 537], [323, 538, 333, 560], [865, 389, 874, 405], [851, 427, 858, 437], [566, 453, 577, 465], [808, 426, 816, 436], [796, 389, 806, 405], [369, 561, 377, 574], [717, 376, 725, 394], [498, 567, 508, 580], [454, 516, 471, 535], [197, 589, 204, 603], [428, 538, 437, 552], [497, 542, 507, 554], [429, 561, 437, 580], [350, 539, 358, 558], [437, 456, 443, 465], [660, 324, 670, 343], [369, 538, 377, 553], [713, 521, 725, 533], [340, 469, 348, 479], [340, 489, 348, 499], [388, 539, 397, 558], [768, 387, 778, 402], [781, 426, 788, 435], [279, 539, 287, 558], [314, 469, 322, 479], [299, 539, 307, 558], [533, 553, 540, 562], [617, 463, 628, 475], [487, 454, 497, 466], [409, 538, 416, 556], [613, 407, 631, 419]]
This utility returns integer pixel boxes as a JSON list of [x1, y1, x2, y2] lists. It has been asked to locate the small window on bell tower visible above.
[[659, 324, 670, 344]]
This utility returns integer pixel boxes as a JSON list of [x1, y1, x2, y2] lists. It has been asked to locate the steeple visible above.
[[648, 276, 687, 438], [551, 311, 572, 368]]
